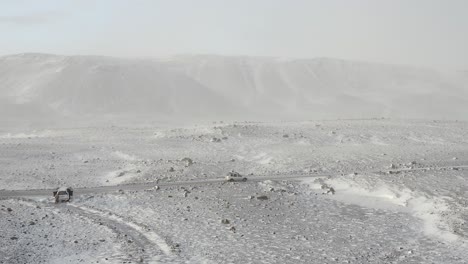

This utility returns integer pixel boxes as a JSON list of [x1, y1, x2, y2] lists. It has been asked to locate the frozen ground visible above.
[[1, 119, 467, 263]]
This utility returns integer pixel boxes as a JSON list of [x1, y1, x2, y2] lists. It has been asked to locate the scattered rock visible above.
[[283, 134, 289, 138], [10, 237, 18, 240], [221, 219, 230, 224], [168, 167, 175, 172], [321, 184, 335, 195], [293, 235, 308, 241], [181, 157, 193, 166], [227, 170, 242, 177], [7, 207, 12, 212], [326, 187, 335, 195], [210, 137, 221, 143], [256, 195, 269, 200]]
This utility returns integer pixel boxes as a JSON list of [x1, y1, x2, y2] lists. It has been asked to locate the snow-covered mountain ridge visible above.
[[1, 53, 467, 124]]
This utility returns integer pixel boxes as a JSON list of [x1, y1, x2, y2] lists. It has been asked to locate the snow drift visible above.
[[1, 53, 467, 125], [305, 173, 463, 243]]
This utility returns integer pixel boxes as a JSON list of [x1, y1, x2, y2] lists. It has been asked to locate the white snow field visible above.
[[1, 120, 468, 263], [1, 53, 468, 263]]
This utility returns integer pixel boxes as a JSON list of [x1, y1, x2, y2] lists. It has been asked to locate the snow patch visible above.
[[252, 152, 274, 165], [233, 152, 274, 165], [153, 131, 167, 138], [112, 151, 138, 161], [370, 135, 389, 146], [103, 165, 138, 185], [407, 133, 446, 145], [0, 130, 53, 139], [103, 151, 142, 185], [304, 175, 460, 243]]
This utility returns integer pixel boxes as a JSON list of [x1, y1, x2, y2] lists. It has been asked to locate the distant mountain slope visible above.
[[168, 55, 468, 119], [0, 53, 467, 124]]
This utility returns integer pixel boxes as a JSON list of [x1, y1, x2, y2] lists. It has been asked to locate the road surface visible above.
[[1, 165, 467, 199]]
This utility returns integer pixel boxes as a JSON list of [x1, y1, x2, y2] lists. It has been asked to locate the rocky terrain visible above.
[[1, 119, 467, 263]]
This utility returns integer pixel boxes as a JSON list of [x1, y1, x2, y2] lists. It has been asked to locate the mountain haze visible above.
[[1, 53, 467, 125]]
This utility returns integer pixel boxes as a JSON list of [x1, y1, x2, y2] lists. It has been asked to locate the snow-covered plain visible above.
[[1, 119, 467, 263]]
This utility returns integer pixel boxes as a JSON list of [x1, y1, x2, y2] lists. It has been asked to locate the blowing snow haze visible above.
[[2, 1, 468, 125], [3, 2, 468, 264], [1, 53, 467, 126]]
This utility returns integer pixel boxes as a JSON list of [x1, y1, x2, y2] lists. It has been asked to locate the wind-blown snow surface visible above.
[[1, 120, 468, 263], [1, 53, 467, 126]]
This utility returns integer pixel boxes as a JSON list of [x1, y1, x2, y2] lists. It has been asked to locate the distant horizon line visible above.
[[1, 51, 458, 71]]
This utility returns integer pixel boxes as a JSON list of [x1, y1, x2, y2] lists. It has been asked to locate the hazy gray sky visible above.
[[1, 0, 467, 69]]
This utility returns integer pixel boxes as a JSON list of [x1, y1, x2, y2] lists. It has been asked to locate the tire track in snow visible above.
[[67, 204, 177, 263], [14, 199, 127, 263]]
